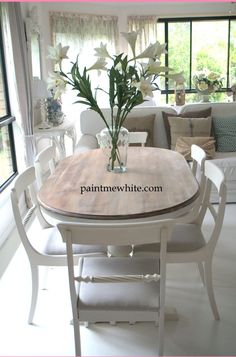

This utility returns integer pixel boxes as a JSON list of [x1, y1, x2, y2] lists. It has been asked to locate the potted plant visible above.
[[193, 71, 223, 102], [47, 33, 180, 172]]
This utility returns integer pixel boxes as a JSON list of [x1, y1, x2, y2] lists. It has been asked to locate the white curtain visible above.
[[128, 15, 161, 105], [1, 3, 35, 167], [128, 15, 158, 54], [50, 12, 119, 112]]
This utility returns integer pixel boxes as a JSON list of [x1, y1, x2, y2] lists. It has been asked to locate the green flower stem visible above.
[[108, 129, 123, 170]]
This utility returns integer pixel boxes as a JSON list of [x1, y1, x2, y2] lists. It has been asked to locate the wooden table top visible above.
[[38, 147, 199, 220]]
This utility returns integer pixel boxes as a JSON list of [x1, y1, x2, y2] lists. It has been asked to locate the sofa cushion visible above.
[[162, 107, 212, 148], [122, 114, 155, 147], [79, 106, 177, 148], [175, 136, 215, 161], [168, 116, 212, 150], [213, 116, 236, 152]]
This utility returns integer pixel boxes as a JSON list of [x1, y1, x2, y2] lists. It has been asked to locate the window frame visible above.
[[0, 23, 17, 193], [158, 15, 236, 103]]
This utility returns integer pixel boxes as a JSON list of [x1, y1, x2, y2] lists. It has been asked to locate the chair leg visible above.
[[42, 266, 49, 290], [74, 318, 81, 356], [158, 240, 167, 356], [158, 294, 165, 356], [28, 264, 39, 324], [197, 262, 205, 286], [204, 260, 220, 320]]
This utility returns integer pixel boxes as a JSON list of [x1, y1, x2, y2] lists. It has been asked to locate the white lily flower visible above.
[[132, 78, 155, 98], [47, 72, 67, 99], [121, 31, 138, 57], [94, 43, 112, 59], [47, 43, 69, 66], [168, 71, 185, 83], [147, 61, 170, 74], [136, 41, 166, 60], [154, 43, 167, 59], [87, 58, 107, 72]]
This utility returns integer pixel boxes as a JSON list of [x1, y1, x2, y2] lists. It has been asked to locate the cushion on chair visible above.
[[212, 153, 236, 181], [31, 227, 107, 256], [78, 257, 159, 311], [133, 224, 206, 255]]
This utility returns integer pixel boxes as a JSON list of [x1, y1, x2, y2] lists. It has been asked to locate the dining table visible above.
[[38, 147, 199, 223], [37, 146, 199, 321]]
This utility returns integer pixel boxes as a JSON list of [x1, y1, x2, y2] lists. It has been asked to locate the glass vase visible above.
[[201, 94, 211, 102], [96, 126, 129, 173], [197, 88, 213, 103]]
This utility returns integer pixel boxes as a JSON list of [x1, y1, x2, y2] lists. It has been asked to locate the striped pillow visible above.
[[213, 117, 236, 152]]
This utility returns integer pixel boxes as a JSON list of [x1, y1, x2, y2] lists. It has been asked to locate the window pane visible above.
[[192, 20, 228, 88], [0, 52, 7, 117], [168, 22, 190, 89], [230, 20, 236, 87], [0, 125, 14, 187]]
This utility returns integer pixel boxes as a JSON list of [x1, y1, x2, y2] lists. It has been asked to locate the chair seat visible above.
[[30, 227, 107, 256], [133, 223, 206, 255], [78, 257, 159, 311]]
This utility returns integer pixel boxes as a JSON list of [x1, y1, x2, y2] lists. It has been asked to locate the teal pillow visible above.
[[213, 116, 236, 152]]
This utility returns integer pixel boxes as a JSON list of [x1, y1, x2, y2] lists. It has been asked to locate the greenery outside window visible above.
[[0, 26, 17, 192], [156, 16, 236, 104]]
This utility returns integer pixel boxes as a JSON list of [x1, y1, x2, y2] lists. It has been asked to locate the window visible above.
[[50, 12, 118, 115], [0, 24, 17, 192], [156, 16, 236, 104]]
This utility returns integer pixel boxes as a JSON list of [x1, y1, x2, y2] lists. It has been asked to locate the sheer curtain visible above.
[[128, 15, 161, 105], [50, 12, 119, 117], [128, 15, 158, 53], [1, 3, 35, 167]]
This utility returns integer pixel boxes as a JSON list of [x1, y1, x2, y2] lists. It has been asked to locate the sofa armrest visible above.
[[74, 134, 98, 154]]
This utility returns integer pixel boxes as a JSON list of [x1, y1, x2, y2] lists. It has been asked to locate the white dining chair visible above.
[[11, 166, 107, 324], [179, 144, 207, 224], [34, 145, 57, 188], [133, 160, 226, 321], [191, 144, 206, 178], [57, 219, 175, 357], [129, 131, 148, 147]]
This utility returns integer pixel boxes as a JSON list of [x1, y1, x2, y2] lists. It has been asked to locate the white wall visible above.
[[25, 1, 236, 80]]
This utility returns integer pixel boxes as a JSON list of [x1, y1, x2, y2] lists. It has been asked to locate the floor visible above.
[[0, 204, 236, 356]]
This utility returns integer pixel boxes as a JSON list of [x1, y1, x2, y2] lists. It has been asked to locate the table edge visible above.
[[38, 189, 199, 220]]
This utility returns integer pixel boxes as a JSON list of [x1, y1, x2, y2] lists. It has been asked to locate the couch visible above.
[[75, 102, 236, 203]]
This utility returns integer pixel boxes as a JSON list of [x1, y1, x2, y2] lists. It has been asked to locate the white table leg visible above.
[[66, 127, 77, 153]]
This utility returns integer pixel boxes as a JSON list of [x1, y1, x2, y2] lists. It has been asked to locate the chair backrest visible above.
[[179, 145, 206, 224], [129, 131, 148, 147], [197, 160, 226, 249], [191, 144, 207, 202], [34, 145, 56, 188], [11, 167, 50, 256], [57, 219, 175, 248], [57, 218, 175, 356], [191, 144, 206, 177]]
